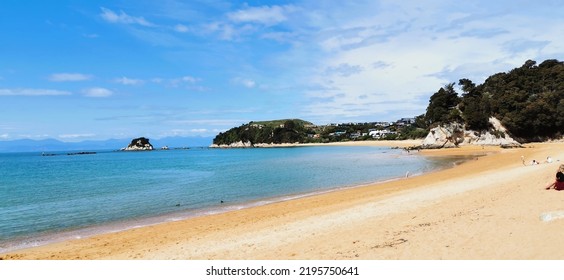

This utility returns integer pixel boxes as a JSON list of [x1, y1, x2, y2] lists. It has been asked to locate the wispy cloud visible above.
[[174, 24, 189, 33], [82, 87, 113, 98], [0, 88, 71, 96], [197, 4, 299, 40], [227, 5, 297, 26], [114, 77, 144, 86], [372, 61, 392, 69], [48, 73, 92, 82], [180, 76, 200, 83], [58, 133, 96, 139], [325, 63, 364, 77], [296, 0, 564, 122], [231, 77, 256, 88], [100, 7, 156, 27], [169, 76, 202, 87], [203, 21, 241, 41]]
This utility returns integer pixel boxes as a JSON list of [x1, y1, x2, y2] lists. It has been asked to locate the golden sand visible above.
[[2, 141, 563, 260]]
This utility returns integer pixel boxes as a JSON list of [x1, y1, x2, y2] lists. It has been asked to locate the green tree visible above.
[[424, 83, 461, 126], [459, 78, 491, 130]]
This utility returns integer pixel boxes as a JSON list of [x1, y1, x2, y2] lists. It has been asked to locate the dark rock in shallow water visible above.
[[67, 151, 97, 155], [123, 137, 154, 151]]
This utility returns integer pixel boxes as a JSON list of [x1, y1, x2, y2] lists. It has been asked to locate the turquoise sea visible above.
[[0, 146, 461, 253]]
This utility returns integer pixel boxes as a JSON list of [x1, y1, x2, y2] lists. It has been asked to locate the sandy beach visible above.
[[2, 141, 564, 260]]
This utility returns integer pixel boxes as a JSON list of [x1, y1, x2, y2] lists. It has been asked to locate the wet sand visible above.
[[2, 141, 563, 260]]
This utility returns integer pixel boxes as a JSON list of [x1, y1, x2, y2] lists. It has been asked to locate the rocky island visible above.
[[122, 137, 154, 151]]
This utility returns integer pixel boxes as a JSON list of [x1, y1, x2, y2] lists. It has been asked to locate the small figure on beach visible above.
[[545, 156, 553, 164], [531, 159, 539, 165], [545, 164, 564, 191]]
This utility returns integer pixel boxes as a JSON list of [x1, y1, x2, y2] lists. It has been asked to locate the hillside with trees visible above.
[[212, 118, 427, 146], [212, 119, 315, 146], [213, 59, 562, 147], [424, 59, 563, 142]]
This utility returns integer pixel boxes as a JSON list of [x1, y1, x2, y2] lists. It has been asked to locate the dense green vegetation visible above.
[[213, 119, 314, 145], [212, 118, 427, 146], [425, 59, 563, 141]]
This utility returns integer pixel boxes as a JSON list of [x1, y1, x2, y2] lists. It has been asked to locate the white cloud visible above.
[[114, 77, 144, 86], [157, 128, 214, 138], [17, 134, 51, 140], [100, 7, 155, 27], [261, 31, 297, 43], [190, 128, 208, 133], [227, 5, 297, 26], [325, 63, 364, 77], [372, 61, 391, 69], [232, 77, 256, 88], [58, 133, 96, 139], [48, 73, 92, 82], [0, 88, 71, 96], [298, 0, 564, 122], [203, 22, 239, 40], [174, 24, 189, 33], [82, 87, 113, 98], [181, 76, 201, 83], [169, 76, 202, 87]]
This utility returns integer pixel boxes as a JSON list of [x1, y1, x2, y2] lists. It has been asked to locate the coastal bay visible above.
[[2, 141, 563, 259]]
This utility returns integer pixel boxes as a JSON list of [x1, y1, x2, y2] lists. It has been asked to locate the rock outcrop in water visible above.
[[123, 137, 154, 151]]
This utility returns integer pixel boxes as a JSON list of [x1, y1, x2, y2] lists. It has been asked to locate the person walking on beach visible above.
[[545, 164, 564, 191]]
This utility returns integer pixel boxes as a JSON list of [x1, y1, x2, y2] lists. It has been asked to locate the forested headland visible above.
[[213, 59, 563, 146], [425, 59, 563, 142]]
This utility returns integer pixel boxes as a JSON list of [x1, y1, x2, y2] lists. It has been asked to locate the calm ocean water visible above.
[[0, 146, 459, 253]]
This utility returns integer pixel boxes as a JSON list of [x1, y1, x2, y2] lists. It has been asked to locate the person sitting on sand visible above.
[[546, 164, 564, 191]]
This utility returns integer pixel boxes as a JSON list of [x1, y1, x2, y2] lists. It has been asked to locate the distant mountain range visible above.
[[0, 136, 214, 153]]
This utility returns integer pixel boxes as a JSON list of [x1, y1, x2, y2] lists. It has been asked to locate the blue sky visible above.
[[1, 0, 562, 141]]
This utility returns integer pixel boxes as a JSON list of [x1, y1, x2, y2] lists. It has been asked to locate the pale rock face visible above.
[[125, 145, 153, 151], [209, 141, 253, 148], [421, 117, 521, 148], [421, 123, 464, 149]]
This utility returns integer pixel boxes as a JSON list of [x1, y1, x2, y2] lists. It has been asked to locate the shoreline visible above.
[[0, 140, 449, 255], [2, 141, 564, 259], [210, 139, 424, 149]]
